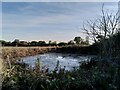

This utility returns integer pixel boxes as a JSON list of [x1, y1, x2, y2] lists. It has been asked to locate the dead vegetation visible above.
[[1, 47, 58, 61]]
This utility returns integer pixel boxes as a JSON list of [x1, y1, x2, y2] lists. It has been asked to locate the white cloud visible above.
[[3, 2, 118, 31], [2, 2, 118, 41], [2, 13, 76, 29]]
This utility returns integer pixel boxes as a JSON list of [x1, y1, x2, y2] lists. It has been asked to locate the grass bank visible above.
[[2, 46, 58, 60], [2, 46, 97, 62]]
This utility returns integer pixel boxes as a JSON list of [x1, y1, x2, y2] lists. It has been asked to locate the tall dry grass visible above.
[[2, 46, 57, 61], [0, 58, 3, 90], [0, 46, 3, 90]]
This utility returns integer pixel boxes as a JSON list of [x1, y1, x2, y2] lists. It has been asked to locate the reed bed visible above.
[[2, 46, 58, 60]]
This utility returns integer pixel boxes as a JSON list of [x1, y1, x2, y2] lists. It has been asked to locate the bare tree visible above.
[[83, 4, 119, 43]]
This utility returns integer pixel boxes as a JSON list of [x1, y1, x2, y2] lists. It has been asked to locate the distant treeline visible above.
[[0, 36, 89, 47]]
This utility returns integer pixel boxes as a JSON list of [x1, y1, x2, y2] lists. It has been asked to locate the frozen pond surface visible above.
[[21, 53, 92, 71]]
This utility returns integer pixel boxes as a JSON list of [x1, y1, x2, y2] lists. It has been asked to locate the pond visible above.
[[21, 53, 92, 71]]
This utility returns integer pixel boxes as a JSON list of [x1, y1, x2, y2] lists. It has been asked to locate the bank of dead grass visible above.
[[2, 47, 57, 60]]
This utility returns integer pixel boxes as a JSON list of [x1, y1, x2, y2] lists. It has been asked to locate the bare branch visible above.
[[82, 3, 118, 43]]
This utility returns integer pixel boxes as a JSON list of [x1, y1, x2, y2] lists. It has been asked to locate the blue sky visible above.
[[2, 0, 120, 2], [2, 2, 118, 42]]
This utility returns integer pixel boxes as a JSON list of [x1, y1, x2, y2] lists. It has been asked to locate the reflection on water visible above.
[[21, 53, 92, 71]]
